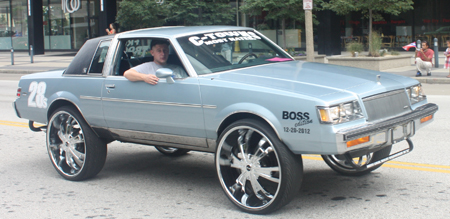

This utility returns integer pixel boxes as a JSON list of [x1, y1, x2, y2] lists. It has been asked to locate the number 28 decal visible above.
[[28, 81, 48, 108]]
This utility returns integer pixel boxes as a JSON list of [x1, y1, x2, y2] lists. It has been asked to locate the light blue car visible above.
[[13, 26, 438, 214]]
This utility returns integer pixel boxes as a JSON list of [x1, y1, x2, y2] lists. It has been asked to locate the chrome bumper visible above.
[[338, 103, 438, 141], [12, 101, 21, 118]]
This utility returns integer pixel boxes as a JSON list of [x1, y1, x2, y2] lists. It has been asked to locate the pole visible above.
[[30, 45, 34, 63], [433, 38, 439, 68], [305, 9, 314, 62], [11, 47, 14, 65]]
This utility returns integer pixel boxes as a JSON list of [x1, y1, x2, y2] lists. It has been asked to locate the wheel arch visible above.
[[217, 111, 283, 142], [47, 98, 100, 137]]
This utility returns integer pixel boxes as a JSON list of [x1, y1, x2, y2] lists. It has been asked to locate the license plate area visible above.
[[391, 121, 414, 143]]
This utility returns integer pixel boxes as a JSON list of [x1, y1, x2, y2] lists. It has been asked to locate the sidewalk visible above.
[[1, 51, 450, 84]]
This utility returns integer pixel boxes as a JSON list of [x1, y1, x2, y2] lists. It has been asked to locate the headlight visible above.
[[317, 101, 364, 124], [407, 84, 426, 104]]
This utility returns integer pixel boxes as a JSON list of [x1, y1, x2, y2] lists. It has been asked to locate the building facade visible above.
[[0, 0, 116, 54], [0, 0, 449, 54]]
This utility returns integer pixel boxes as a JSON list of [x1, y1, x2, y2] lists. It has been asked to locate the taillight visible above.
[[17, 87, 21, 97]]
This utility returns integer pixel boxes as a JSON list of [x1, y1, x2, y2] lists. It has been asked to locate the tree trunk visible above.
[[282, 18, 286, 49], [369, 8, 373, 56]]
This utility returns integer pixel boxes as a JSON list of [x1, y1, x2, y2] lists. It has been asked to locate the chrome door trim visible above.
[[80, 95, 102, 101], [102, 97, 216, 109], [109, 128, 208, 148]]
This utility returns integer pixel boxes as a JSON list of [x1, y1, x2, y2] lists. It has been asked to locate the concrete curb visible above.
[[415, 77, 450, 84]]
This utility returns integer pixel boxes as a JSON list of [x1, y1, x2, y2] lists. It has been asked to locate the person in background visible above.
[[106, 23, 118, 35], [444, 40, 450, 78], [415, 41, 434, 77]]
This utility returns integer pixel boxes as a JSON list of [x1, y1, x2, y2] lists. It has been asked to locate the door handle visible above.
[[105, 84, 115, 89]]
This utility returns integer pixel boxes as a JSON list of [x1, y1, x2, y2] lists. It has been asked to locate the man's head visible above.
[[150, 39, 170, 65], [422, 41, 430, 50]]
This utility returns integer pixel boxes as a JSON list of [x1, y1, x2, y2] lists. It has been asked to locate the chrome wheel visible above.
[[155, 146, 190, 156], [47, 106, 107, 181], [322, 146, 392, 176], [216, 119, 302, 214]]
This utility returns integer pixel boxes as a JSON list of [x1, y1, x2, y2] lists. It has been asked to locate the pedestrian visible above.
[[106, 23, 118, 35], [444, 40, 450, 78], [415, 41, 434, 77]]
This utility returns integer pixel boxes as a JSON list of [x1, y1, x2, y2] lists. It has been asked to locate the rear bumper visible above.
[[335, 103, 438, 154], [12, 100, 21, 118]]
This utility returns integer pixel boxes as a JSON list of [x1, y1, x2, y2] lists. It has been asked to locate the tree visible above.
[[165, 0, 235, 26], [321, 0, 414, 56], [116, 0, 168, 31], [240, 0, 322, 49]]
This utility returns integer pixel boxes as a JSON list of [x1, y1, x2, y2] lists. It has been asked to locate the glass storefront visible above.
[[43, 0, 99, 50], [0, 0, 28, 50]]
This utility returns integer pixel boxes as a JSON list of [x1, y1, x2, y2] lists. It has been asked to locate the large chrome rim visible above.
[[47, 111, 86, 177], [326, 153, 374, 170], [216, 126, 281, 210]]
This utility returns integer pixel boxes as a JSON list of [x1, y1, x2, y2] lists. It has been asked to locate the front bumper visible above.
[[336, 103, 438, 154]]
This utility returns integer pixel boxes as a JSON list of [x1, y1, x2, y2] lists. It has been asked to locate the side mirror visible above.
[[155, 68, 175, 84]]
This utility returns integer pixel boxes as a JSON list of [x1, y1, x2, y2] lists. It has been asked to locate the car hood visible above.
[[210, 61, 418, 101]]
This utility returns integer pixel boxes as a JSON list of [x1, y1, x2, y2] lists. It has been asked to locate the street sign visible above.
[[303, 0, 313, 10]]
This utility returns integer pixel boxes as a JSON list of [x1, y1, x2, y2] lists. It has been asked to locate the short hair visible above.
[[151, 39, 170, 49], [422, 41, 430, 48]]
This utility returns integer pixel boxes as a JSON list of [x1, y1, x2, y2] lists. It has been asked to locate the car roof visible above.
[[117, 26, 254, 39]]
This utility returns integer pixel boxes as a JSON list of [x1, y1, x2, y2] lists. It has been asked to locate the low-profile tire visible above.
[[155, 146, 190, 156], [215, 119, 303, 214], [321, 145, 392, 176], [46, 106, 107, 181]]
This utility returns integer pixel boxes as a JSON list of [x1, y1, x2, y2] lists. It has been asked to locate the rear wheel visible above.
[[47, 106, 107, 181], [216, 119, 303, 214], [155, 146, 190, 156], [322, 145, 392, 176]]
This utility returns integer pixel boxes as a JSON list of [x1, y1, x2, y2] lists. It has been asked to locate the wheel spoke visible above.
[[237, 130, 249, 163], [254, 166, 280, 183], [249, 173, 273, 200], [67, 146, 85, 167], [230, 153, 246, 170]]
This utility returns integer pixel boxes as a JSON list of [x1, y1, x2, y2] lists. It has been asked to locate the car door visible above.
[[102, 38, 207, 148]]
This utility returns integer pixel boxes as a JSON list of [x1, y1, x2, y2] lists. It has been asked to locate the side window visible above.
[[89, 40, 111, 74], [114, 38, 188, 77]]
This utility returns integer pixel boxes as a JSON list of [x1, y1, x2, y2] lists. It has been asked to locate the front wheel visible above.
[[322, 145, 392, 176], [47, 106, 107, 181], [215, 119, 303, 214]]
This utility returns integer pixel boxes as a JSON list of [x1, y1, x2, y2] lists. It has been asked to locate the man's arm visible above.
[[124, 69, 159, 85], [423, 50, 433, 62]]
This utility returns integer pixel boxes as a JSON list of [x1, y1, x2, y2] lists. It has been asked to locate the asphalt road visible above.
[[1, 75, 449, 218]]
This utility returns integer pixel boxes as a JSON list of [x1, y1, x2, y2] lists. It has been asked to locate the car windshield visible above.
[[176, 30, 293, 75]]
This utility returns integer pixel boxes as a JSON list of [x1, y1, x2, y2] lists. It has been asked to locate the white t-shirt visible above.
[[132, 62, 187, 78]]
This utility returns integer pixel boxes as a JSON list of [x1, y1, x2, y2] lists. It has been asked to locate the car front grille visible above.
[[363, 89, 411, 122]]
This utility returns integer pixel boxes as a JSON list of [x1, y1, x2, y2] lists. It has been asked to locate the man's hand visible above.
[[142, 74, 159, 85]]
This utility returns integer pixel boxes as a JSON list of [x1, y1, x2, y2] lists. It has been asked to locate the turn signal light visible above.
[[347, 136, 370, 147], [420, 115, 433, 123]]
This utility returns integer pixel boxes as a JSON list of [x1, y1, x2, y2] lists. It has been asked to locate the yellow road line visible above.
[[1, 120, 449, 174]]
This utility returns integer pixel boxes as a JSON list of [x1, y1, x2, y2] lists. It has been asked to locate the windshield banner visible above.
[[189, 31, 262, 46]]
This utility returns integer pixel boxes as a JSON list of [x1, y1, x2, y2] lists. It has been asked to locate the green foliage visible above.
[[166, 0, 235, 26], [241, 0, 322, 25], [117, 0, 235, 30], [369, 32, 382, 57], [321, 0, 414, 19], [116, 0, 168, 31], [391, 50, 400, 55], [346, 42, 364, 54]]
